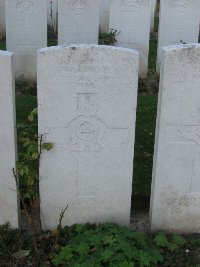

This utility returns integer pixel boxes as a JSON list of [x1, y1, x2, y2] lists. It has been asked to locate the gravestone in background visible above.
[[0, 51, 18, 227], [109, 0, 151, 77], [5, 0, 47, 81], [0, 0, 5, 39], [38, 45, 139, 229], [58, 0, 99, 45], [150, 44, 200, 233], [99, 0, 110, 32], [157, 0, 200, 68]]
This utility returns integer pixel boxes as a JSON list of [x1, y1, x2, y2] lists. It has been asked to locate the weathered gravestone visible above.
[[157, 0, 200, 68], [0, 51, 18, 227], [58, 0, 99, 45], [0, 0, 5, 39], [100, 0, 110, 32], [109, 0, 151, 77], [5, 0, 47, 81], [150, 44, 200, 233], [38, 45, 139, 229]]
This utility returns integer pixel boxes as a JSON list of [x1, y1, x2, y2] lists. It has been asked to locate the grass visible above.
[[149, 38, 157, 70], [0, 39, 6, 50], [133, 95, 157, 197], [16, 96, 37, 123]]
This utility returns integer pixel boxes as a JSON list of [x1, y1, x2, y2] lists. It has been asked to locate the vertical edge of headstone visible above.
[[0, 50, 19, 228], [149, 45, 168, 232]]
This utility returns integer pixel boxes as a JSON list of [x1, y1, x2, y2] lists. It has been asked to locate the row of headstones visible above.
[[46, 0, 157, 35], [1, 43, 200, 233], [1, 0, 200, 81], [0, 0, 157, 37]]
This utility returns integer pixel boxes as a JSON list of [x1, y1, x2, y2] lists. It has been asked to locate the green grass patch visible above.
[[48, 38, 58, 47], [0, 39, 6, 50], [133, 95, 158, 197], [16, 96, 37, 124], [149, 38, 158, 71]]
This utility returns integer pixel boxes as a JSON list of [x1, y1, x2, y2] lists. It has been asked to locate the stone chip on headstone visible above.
[[38, 45, 139, 229]]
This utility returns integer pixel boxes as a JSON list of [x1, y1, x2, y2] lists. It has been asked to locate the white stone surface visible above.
[[0, 0, 5, 39], [100, 0, 110, 32], [150, 44, 200, 234], [5, 0, 47, 81], [109, 0, 151, 77], [150, 0, 157, 32], [0, 51, 18, 228], [157, 0, 200, 68], [58, 0, 99, 45], [38, 45, 139, 230], [47, 0, 57, 28]]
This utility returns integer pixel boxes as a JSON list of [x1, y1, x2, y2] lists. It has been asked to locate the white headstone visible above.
[[0, 51, 18, 228], [150, 44, 200, 233], [38, 45, 139, 229], [58, 0, 99, 45], [47, 0, 57, 29], [100, 0, 110, 32], [150, 0, 157, 32], [157, 0, 200, 68], [0, 0, 5, 39], [109, 0, 151, 77], [5, 0, 47, 81]]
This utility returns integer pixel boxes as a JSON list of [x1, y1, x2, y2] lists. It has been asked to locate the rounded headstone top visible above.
[[38, 44, 139, 57]]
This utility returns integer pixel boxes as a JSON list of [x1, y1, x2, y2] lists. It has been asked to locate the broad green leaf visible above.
[[154, 232, 169, 248]]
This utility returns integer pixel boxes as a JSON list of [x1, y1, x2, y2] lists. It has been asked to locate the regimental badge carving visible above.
[[68, 116, 106, 152], [68, 94, 105, 152], [121, 0, 140, 12], [67, 93, 129, 152], [173, 0, 191, 14], [16, 0, 34, 16], [72, 0, 86, 15]]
